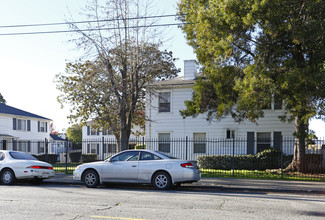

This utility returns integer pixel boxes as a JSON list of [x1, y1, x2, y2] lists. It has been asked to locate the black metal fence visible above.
[[1, 137, 324, 181]]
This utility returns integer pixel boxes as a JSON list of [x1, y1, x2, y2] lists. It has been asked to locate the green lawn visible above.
[[201, 169, 325, 181], [52, 164, 325, 181]]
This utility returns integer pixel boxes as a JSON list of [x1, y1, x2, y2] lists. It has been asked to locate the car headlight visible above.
[[75, 165, 82, 170]]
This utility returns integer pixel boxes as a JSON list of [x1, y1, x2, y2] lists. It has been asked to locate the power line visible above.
[[0, 23, 186, 36], [0, 14, 179, 29]]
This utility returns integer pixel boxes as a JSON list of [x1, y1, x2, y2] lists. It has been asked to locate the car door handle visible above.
[[132, 165, 137, 167]]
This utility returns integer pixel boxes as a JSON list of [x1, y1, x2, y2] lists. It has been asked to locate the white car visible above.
[[0, 150, 55, 185], [73, 150, 201, 189]]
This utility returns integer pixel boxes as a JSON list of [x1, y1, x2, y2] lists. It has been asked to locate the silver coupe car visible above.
[[73, 150, 201, 189]]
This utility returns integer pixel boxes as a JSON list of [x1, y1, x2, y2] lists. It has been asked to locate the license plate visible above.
[[42, 174, 49, 178]]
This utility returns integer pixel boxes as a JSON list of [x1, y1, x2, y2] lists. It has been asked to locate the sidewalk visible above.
[[44, 174, 325, 194]]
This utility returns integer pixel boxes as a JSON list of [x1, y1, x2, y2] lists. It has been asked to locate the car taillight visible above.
[[27, 166, 53, 170], [180, 163, 194, 168]]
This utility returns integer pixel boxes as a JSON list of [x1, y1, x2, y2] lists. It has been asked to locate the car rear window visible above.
[[9, 152, 38, 160], [156, 151, 178, 159]]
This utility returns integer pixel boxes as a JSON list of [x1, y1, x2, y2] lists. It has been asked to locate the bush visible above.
[[197, 148, 289, 171], [135, 144, 145, 149], [69, 151, 82, 163], [33, 154, 58, 164], [82, 153, 98, 163]]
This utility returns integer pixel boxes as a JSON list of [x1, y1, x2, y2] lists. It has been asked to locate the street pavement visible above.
[[44, 173, 325, 194]]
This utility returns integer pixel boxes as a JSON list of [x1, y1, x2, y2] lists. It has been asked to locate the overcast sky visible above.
[[0, 0, 324, 137]]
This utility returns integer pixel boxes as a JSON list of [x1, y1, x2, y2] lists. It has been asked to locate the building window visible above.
[[103, 144, 116, 153], [226, 130, 235, 139], [38, 142, 45, 154], [274, 95, 283, 110], [257, 132, 271, 153], [193, 133, 206, 153], [18, 119, 27, 131], [158, 92, 171, 112], [158, 133, 170, 153], [87, 126, 99, 135], [39, 122, 47, 132], [102, 128, 112, 136]]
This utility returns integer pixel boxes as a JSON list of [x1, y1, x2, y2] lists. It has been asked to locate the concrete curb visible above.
[[43, 174, 325, 194]]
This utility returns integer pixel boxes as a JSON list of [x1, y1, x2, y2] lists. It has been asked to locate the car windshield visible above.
[[9, 152, 38, 160], [156, 151, 178, 159]]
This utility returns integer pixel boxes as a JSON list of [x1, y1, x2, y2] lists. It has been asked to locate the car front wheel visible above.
[[152, 171, 171, 190], [1, 169, 16, 185], [83, 170, 99, 188]]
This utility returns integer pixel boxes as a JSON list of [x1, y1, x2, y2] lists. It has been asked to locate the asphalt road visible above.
[[1, 183, 325, 220]]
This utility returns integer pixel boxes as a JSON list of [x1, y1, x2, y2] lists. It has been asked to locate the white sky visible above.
[[0, 0, 324, 137]]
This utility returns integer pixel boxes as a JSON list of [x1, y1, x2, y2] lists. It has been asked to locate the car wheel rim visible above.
[[3, 171, 12, 184], [155, 174, 167, 188], [85, 173, 96, 185]]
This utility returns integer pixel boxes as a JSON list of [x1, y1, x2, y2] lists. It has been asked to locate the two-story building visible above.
[[0, 103, 51, 154], [145, 60, 295, 159]]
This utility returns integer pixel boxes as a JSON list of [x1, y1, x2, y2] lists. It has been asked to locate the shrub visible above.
[[135, 144, 145, 149], [69, 151, 82, 163], [82, 153, 98, 163], [197, 148, 288, 171], [33, 154, 58, 164]]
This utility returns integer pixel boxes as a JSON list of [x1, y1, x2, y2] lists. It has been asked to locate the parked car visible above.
[[0, 150, 55, 185], [73, 150, 201, 189]]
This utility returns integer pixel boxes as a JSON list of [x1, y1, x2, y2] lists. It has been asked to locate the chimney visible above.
[[183, 60, 196, 80]]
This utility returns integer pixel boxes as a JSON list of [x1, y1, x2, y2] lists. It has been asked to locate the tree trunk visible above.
[[285, 116, 307, 172]]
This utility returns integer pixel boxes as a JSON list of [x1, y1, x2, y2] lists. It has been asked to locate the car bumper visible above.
[[18, 169, 55, 180], [73, 169, 82, 181], [175, 169, 201, 183]]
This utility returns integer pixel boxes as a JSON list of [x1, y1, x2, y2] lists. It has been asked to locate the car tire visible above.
[[1, 169, 16, 185], [152, 171, 171, 190], [83, 170, 99, 188]]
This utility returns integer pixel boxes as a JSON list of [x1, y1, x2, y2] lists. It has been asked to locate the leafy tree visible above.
[[66, 124, 82, 143], [56, 0, 179, 151], [178, 0, 325, 171], [0, 93, 6, 104]]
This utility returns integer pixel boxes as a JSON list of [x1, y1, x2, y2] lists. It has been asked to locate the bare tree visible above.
[[56, 0, 179, 151]]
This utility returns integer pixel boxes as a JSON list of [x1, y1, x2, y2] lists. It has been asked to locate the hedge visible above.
[[82, 153, 98, 163], [69, 151, 82, 163], [33, 154, 58, 164], [197, 148, 292, 171]]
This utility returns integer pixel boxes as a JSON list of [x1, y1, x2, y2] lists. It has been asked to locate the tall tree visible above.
[[66, 124, 83, 143], [56, 0, 179, 151], [0, 93, 6, 104], [178, 0, 325, 171]]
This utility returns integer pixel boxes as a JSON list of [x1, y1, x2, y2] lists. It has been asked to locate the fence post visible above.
[[45, 138, 48, 162], [142, 137, 145, 149], [102, 137, 105, 160], [65, 139, 68, 174], [185, 136, 188, 160], [232, 137, 235, 177], [280, 135, 283, 179]]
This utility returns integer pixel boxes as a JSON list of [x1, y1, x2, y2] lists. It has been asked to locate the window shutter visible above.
[[13, 140, 17, 151], [103, 144, 107, 154], [38, 142, 41, 153], [13, 118, 17, 130], [87, 126, 90, 135], [38, 121, 40, 132], [27, 141, 31, 152], [273, 132, 282, 151], [27, 120, 31, 131], [97, 144, 99, 154], [87, 144, 90, 153], [45, 122, 48, 132], [247, 132, 255, 154]]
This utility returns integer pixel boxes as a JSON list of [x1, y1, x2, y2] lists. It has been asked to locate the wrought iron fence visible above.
[[1, 137, 324, 180]]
